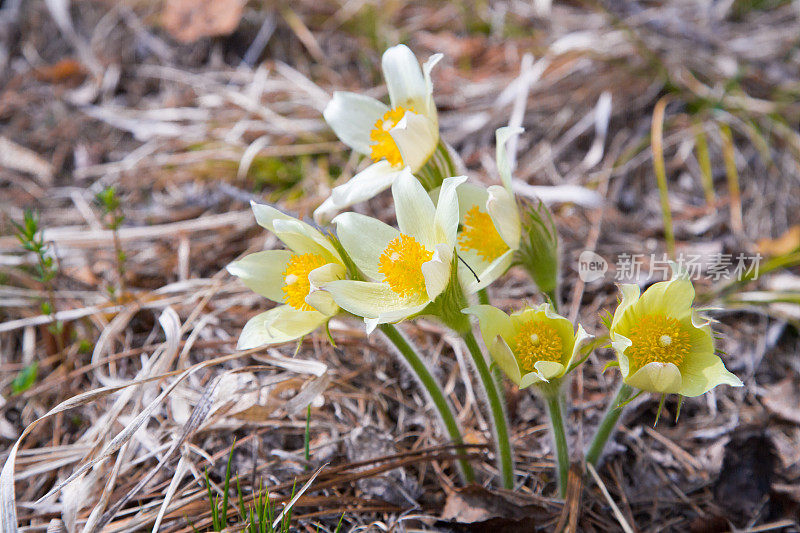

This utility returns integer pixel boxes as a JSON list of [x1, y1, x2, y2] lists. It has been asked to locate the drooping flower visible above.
[[226, 203, 346, 348], [453, 126, 559, 298], [608, 277, 742, 396], [314, 45, 443, 223], [452, 127, 522, 292], [464, 303, 591, 389], [320, 169, 466, 332]]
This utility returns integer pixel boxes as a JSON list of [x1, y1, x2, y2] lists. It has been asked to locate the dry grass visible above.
[[1, 0, 800, 531]]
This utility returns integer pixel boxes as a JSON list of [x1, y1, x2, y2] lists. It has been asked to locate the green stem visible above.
[[585, 383, 634, 466], [545, 287, 559, 314], [540, 382, 569, 497], [477, 288, 490, 306], [379, 323, 475, 483], [462, 329, 514, 489]]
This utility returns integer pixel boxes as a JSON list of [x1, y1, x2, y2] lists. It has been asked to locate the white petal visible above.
[[495, 126, 524, 192], [237, 305, 326, 349], [534, 360, 566, 381], [611, 332, 634, 378], [314, 161, 400, 224], [304, 291, 338, 317], [272, 218, 338, 262], [306, 263, 346, 316], [371, 302, 428, 330], [486, 185, 521, 249], [565, 324, 593, 372], [323, 279, 423, 320], [313, 196, 339, 226], [392, 167, 436, 247], [251, 201, 295, 233], [519, 370, 548, 388], [330, 161, 399, 206], [226, 250, 292, 303], [422, 53, 443, 121], [435, 175, 468, 247], [626, 362, 683, 394], [421, 243, 452, 301], [462, 249, 515, 294], [490, 336, 523, 386], [333, 212, 399, 280], [252, 201, 339, 260], [610, 284, 641, 331], [389, 111, 438, 172], [323, 91, 388, 155], [463, 304, 515, 348], [454, 182, 490, 220], [382, 44, 426, 110]]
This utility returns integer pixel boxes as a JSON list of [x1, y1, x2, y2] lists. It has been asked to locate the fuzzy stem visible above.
[[545, 287, 559, 314], [462, 329, 514, 489], [540, 382, 569, 496], [379, 323, 475, 483], [477, 288, 490, 306], [585, 382, 634, 466]]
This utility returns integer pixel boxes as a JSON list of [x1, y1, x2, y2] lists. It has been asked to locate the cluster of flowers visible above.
[[227, 45, 742, 492]]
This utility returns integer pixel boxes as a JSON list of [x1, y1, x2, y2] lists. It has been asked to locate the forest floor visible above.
[[1, 0, 800, 531]]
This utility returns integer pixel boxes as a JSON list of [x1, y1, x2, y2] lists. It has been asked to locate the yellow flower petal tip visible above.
[[465, 303, 590, 389], [609, 278, 743, 397]]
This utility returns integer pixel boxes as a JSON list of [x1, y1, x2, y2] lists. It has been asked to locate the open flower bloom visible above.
[[453, 127, 522, 292], [321, 169, 466, 332], [314, 44, 443, 223], [609, 277, 743, 396], [226, 202, 346, 349], [464, 303, 591, 389]]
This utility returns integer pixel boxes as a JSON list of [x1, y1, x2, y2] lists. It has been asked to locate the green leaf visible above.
[[12, 362, 38, 395]]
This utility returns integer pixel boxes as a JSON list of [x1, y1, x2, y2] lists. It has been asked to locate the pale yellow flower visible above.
[[315, 45, 443, 223], [609, 277, 742, 396], [321, 170, 465, 332], [464, 303, 591, 389], [226, 203, 345, 348]]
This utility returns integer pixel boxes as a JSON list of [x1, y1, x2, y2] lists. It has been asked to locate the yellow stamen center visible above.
[[459, 205, 509, 262], [513, 320, 563, 373], [378, 234, 432, 299], [370, 106, 413, 167], [626, 314, 691, 371], [282, 253, 328, 311]]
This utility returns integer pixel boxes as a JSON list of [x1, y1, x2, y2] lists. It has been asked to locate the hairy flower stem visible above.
[[585, 382, 634, 466], [539, 381, 569, 496], [462, 329, 514, 489], [379, 323, 475, 484]]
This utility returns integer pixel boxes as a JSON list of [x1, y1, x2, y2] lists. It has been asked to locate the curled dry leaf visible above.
[[757, 225, 800, 256], [437, 485, 555, 530], [761, 378, 800, 425], [161, 0, 246, 43]]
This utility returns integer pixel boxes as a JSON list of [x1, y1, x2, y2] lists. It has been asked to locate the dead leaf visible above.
[[757, 225, 800, 256], [437, 485, 554, 529], [33, 58, 86, 84], [0, 137, 54, 184], [761, 378, 800, 425], [161, 0, 245, 43]]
